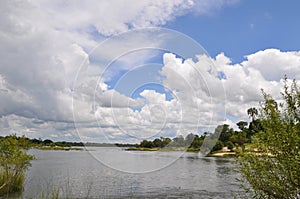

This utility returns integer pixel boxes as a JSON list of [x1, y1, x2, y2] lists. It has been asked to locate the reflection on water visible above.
[[20, 148, 244, 198]]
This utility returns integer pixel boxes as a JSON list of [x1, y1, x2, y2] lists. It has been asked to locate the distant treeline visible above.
[[0, 136, 84, 147], [0, 136, 138, 148], [135, 107, 263, 153], [0, 107, 262, 151]]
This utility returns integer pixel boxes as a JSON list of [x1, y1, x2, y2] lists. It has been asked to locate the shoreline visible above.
[[34, 146, 83, 151], [126, 147, 237, 157]]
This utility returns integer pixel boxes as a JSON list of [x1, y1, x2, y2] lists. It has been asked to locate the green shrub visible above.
[[238, 77, 300, 198], [0, 169, 25, 196], [0, 135, 34, 196], [226, 141, 234, 151], [212, 140, 223, 151]]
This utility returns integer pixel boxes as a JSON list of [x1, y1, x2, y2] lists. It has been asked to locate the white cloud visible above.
[[191, 0, 239, 15], [34, 0, 238, 36], [6, 0, 295, 143], [154, 49, 300, 135], [242, 49, 300, 81], [30, 0, 193, 36]]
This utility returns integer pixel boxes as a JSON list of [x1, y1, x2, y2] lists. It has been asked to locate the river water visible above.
[[18, 147, 244, 198]]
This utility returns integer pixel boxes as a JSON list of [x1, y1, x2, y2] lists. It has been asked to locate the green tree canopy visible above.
[[215, 124, 234, 144], [236, 121, 248, 131], [247, 107, 258, 122], [239, 77, 300, 198]]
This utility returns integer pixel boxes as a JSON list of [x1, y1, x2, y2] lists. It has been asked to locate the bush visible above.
[[238, 77, 300, 198], [140, 140, 154, 148], [226, 141, 234, 151], [212, 140, 223, 151], [0, 135, 34, 196], [0, 170, 25, 196]]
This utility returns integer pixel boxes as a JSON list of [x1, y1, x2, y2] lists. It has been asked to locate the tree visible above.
[[43, 139, 53, 145], [161, 137, 171, 147], [0, 135, 34, 195], [140, 140, 154, 148], [230, 131, 247, 150], [172, 135, 185, 147], [238, 77, 300, 198], [236, 121, 248, 131], [226, 141, 234, 151], [215, 124, 234, 144], [248, 119, 264, 138], [247, 107, 258, 122], [31, 138, 42, 145], [212, 140, 223, 151], [190, 135, 203, 149], [153, 138, 163, 148], [185, 133, 196, 146]]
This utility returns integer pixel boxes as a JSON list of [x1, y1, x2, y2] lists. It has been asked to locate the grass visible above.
[[0, 169, 25, 196], [32, 179, 93, 199], [33, 187, 60, 199]]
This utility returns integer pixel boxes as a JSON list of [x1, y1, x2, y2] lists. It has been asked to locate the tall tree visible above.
[[247, 107, 258, 122], [215, 124, 234, 144], [236, 121, 248, 131]]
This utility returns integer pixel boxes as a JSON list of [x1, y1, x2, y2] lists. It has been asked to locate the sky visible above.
[[1, 0, 300, 143]]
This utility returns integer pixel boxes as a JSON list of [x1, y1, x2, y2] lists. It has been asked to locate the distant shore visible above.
[[126, 146, 237, 157], [35, 146, 83, 151]]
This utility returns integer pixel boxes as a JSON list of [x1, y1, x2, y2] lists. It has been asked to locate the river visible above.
[[18, 147, 245, 198]]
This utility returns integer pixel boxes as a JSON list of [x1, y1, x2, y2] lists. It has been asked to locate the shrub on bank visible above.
[[0, 135, 34, 196]]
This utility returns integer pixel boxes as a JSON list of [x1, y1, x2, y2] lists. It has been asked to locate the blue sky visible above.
[[166, 0, 300, 63], [1, 0, 300, 142]]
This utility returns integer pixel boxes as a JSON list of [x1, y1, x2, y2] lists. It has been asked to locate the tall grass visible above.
[[34, 187, 59, 199], [33, 180, 93, 199], [0, 168, 25, 196]]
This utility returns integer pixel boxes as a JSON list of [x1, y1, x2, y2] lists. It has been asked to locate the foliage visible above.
[[0, 135, 34, 196], [171, 135, 186, 147], [140, 140, 154, 148], [248, 119, 264, 138], [212, 140, 223, 151], [189, 135, 203, 149], [226, 141, 234, 151], [152, 137, 171, 148], [0, 170, 25, 196], [134, 116, 261, 154], [216, 124, 234, 143], [236, 121, 248, 131], [238, 77, 300, 198], [138, 134, 205, 150], [28, 137, 84, 147], [185, 133, 196, 146], [247, 107, 258, 122], [230, 131, 247, 150]]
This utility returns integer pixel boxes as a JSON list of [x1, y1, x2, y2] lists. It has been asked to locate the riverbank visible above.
[[126, 146, 237, 157], [35, 146, 83, 151], [206, 146, 236, 157]]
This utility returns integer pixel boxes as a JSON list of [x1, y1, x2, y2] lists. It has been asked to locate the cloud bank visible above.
[[1, 0, 299, 143]]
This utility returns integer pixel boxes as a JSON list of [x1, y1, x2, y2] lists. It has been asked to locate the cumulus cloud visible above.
[[4, 0, 299, 143], [75, 49, 300, 143], [34, 0, 239, 36], [242, 49, 300, 81]]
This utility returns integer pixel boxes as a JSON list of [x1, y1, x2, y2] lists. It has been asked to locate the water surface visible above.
[[21, 147, 244, 198]]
